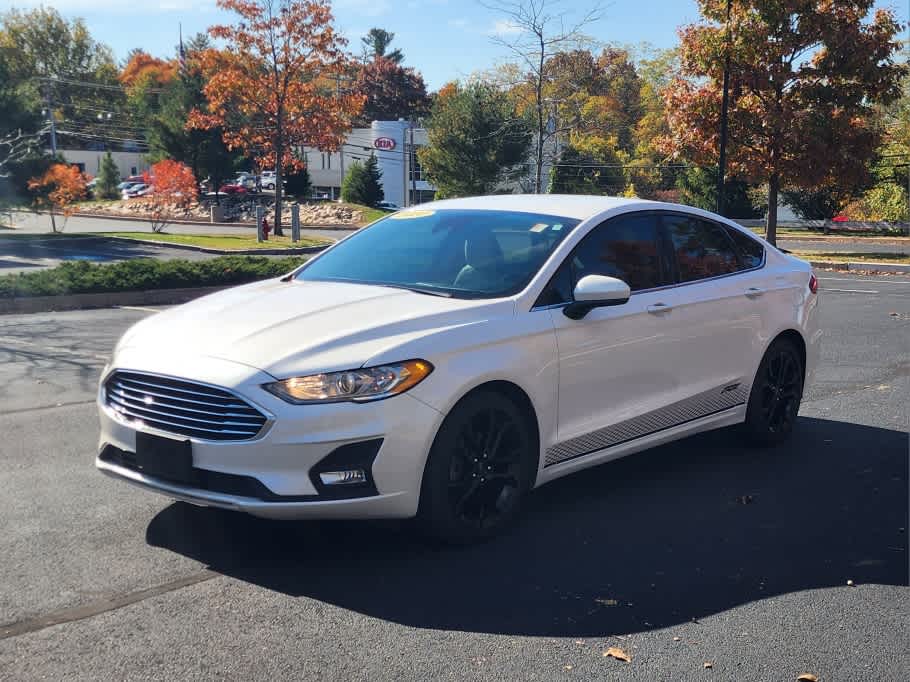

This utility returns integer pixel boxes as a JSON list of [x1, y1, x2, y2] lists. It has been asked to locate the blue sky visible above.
[[8, 0, 907, 90]]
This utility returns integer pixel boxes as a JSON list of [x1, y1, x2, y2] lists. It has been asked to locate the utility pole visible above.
[[43, 85, 57, 156], [409, 124, 417, 206], [716, 0, 732, 216], [402, 125, 408, 208]]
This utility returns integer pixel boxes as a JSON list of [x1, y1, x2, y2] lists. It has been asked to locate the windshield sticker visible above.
[[390, 209, 435, 219], [529, 223, 549, 233], [552, 223, 564, 231]]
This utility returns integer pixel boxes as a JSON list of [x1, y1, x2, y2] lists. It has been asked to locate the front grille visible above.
[[104, 370, 268, 441]]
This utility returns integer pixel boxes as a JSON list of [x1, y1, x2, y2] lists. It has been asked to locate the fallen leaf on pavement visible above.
[[673, 637, 681, 642], [603, 647, 631, 662], [704, 662, 713, 669], [796, 674, 818, 682]]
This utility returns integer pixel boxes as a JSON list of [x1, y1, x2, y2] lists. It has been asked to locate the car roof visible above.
[[418, 194, 659, 221]]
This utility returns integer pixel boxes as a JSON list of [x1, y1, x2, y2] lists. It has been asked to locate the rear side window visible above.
[[723, 225, 765, 270], [664, 215, 740, 283], [571, 214, 665, 292]]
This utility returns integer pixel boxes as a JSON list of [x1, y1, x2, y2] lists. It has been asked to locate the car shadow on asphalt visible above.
[[146, 417, 909, 637], [0, 236, 189, 263]]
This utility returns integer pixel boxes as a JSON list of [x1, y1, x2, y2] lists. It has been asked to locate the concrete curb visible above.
[[103, 235, 329, 256], [0, 286, 227, 315], [807, 260, 910, 274]]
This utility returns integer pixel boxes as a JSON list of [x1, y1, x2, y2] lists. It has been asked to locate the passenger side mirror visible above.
[[563, 275, 631, 320]]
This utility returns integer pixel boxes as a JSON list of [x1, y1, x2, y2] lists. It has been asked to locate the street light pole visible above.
[[716, 0, 732, 216]]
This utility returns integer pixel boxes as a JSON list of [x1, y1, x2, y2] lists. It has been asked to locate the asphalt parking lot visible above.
[[0, 273, 907, 681]]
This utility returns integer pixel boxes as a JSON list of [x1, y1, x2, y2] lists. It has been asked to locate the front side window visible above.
[[570, 213, 665, 292], [296, 209, 580, 299], [664, 215, 740, 282]]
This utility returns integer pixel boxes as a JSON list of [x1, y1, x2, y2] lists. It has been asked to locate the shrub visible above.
[[0, 255, 308, 299]]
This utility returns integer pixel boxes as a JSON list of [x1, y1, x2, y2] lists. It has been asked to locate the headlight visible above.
[[263, 360, 433, 404]]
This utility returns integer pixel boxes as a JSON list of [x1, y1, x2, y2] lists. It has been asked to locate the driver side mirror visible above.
[[563, 275, 631, 320]]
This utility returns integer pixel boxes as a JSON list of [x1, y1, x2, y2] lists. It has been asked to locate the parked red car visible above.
[[218, 184, 247, 195]]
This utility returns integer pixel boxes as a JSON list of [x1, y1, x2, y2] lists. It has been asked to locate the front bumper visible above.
[[96, 352, 444, 520]]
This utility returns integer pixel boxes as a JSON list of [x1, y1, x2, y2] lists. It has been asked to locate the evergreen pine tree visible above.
[[341, 154, 384, 207], [95, 151, 121, 200]]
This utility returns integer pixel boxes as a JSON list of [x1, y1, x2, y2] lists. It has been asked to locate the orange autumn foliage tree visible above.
[[141, 160, 198, 233], [188, 0, 364, 235], [28, 163, 87, 232], [662, 0, 905, 245], [119, 50, 177, 90]]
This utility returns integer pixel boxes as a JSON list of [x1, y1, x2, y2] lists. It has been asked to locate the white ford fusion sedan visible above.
[[97, 195, 820, 542]]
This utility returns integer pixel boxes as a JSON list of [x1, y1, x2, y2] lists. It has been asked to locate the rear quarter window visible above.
[[723, 225, 765, 270]]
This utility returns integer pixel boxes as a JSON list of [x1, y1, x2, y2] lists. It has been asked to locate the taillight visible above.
[[809, 274, 818, 294]]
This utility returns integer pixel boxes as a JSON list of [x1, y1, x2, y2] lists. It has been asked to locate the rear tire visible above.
[[742, 337, 804, 447], [417, 391, 536, 544]]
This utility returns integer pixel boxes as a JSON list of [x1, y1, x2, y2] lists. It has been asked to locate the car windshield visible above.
[[296, 208, 580, 298]]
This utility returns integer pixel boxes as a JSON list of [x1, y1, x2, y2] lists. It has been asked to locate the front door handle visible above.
[[646, 302, 673, 314], [745, 287, 765, 298]]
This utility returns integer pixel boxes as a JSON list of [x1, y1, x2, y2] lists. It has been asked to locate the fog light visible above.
[[318, 469, 367, 486]]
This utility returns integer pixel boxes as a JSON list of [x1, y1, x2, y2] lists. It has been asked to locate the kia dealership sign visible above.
[[373, 137, 397, 150]]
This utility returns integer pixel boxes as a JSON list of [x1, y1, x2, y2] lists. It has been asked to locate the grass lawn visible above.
[[103, 232, 330, 250], [338, 202, 392, 226], [792, 250, 909, 264]]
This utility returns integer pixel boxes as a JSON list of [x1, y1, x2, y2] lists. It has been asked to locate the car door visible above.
[[659, 212, 766, 408], [541, 212, 685, 467]]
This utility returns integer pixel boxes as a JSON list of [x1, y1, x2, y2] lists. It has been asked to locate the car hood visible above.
[[116, 278, 513, 378]]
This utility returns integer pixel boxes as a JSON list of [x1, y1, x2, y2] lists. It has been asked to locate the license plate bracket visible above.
[[135, 432, 194, 484]]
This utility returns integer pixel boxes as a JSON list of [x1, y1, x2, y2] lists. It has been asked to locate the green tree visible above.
[[129, 34, 239, 199], [341, 155, 383, 207], [663, 0, 906, 245], [0, 7, 121, 147], [361, 28, 403, 64], [548, 144, 626, 195], [781, 186, 859, 220], [95, 151, 121, 199], [677, 167, 761, 218], [284, 165, 312, 199], [419, 82, 531, 198]]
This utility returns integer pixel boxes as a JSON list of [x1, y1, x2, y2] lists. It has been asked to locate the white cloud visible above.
[[488, 19, 524, 36]]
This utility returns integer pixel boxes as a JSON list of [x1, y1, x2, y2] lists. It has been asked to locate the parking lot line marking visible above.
[[824, 288, 880, 294], [116, 305, 162, 313], [0, 569, 219, 641], [818, 277, 910, 285]]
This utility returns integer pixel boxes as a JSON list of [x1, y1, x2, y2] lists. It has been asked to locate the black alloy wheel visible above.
[[418, 391, 535, 543], [743, 338, 804, 446]]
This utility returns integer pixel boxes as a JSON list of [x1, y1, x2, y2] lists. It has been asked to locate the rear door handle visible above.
[[646, 302, 673, 314], [745, 287, 765, 298]]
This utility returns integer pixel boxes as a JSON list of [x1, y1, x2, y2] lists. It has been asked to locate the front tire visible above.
[[417, 391, 536, 544], [743, 337, 804, 446]]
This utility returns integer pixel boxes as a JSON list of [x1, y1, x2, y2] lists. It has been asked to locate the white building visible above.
[[57, 149, 149, 180], [303, 119, 435, 207]]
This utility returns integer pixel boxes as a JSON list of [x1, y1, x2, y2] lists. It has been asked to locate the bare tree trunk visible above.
[[49, 208, 57, 233], [766, 173, 779, 246]]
